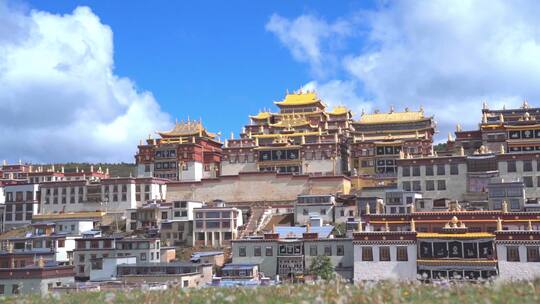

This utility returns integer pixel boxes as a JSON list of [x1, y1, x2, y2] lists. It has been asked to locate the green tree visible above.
[[308, 255, 335, 280]]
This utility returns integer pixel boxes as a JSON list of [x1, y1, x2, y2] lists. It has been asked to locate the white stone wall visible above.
[[353, 243, 417, 281], [303, 158, 342, 175], [496, 243, 540, 281], [167, 174, 349, 203], [179, 161, 203, 182], [221, 162, 258, 176]]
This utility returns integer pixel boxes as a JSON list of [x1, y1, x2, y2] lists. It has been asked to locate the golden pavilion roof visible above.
[[328, 105, 350, 116], [359, 111, 425, 124], [157, 120, 216, 139], [250, 111, 272, 120], [274, 91, 323, 107]]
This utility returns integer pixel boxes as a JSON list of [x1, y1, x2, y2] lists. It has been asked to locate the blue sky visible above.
[[2, 0, 540, 163], [25, 0, 375, 138]]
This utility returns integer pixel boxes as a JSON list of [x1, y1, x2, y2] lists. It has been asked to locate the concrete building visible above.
[[117, 262, 213, 288], [193, 203, 243, 247], [0, 261, 74, 296], [487, 179, 526, 211], [294, 195, 335, 225], [495, 230, 540, 281], [89, 256, 136, 281], [40, 177, 167, 215], [232, 225, 353, 281], [384, 190, 422, 214], [353, 231, 417, 281], [397, 151, 540, 209], [3, 183, 40, 230], [73, 236, 122, 281]]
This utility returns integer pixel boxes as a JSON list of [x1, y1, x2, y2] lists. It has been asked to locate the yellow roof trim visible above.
[[328, 106, 350, 116], [359, 111, 426, 124], [250, 112, 272, 120], [253, 132, 320, 138], [275, 92, 323, 106]]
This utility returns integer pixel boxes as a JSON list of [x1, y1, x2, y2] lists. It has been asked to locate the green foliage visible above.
[[308, 255, 335, 280], [2, 280, 540, 303], [333, 222, 346, 237]]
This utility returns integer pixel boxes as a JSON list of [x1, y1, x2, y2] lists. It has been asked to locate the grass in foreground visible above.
[[2, 280, 539, 304]]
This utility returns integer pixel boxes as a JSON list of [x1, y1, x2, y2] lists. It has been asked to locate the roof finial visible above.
[[410, 218, 416, 232], [496, 217, 503, 231]]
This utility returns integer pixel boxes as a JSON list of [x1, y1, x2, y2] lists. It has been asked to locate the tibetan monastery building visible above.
[[222, 90, 351, 177], [350, 108, 435, 188]]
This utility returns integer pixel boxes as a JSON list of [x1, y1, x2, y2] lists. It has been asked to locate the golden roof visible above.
[[157, 120, 216, 139], [328, 106, 350, 116], [275, 92, 323, 106], [250, 112, 272, 120], [359, 111, 425, 124]]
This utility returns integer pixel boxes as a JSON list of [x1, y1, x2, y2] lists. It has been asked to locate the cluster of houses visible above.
[[2, 94, 540, 295]]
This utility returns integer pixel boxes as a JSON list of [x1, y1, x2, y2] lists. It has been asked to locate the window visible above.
[[239, 246, 246, 257], [527, 247, 540, 262], [412, 181, 421, 191], [0, 285, 3, 295], [362, 247, 373, 261], [379, 246, 390, 261], [310, 245, 318, 256], [402, 181, 411, 191], [412, 166, 420, 176], [402, 166, 410, 177], [397, 246, 408, 261], [79, 254, 85, 262], [524, 176, 534, 188], [425, 180, 435, 191], [12, 284, 19, 295], [161, 212, 168, 220], [450, 164, 459, 175], [437, 180, 447, 191], [58, 240, 65, 248], [265, 246, 273, 256], [436, 164, 445, 175], [524, 160, 533, 172], [337, 245, 344, 256], [425, 165, 434, 176], [254, 246, 261, 257], [140, 252, 147, 261], [324, 245, 332, 256], [507, 161, 517, 173], [507, 246, 520, 262]]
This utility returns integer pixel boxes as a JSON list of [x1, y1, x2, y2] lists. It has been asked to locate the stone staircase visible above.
[[241, 207, 272, 237]]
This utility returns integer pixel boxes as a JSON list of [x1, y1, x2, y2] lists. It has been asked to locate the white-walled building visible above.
[[193, 203, 243, 247], [495, 230, 540, 281], [353, 231, 417, 281], [3, 183, 40, 230], [40, 177, 167, 214], [89, 256, 136, 282]]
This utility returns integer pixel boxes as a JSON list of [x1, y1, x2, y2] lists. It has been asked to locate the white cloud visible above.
[[0, 3, 171, 163], [266, 13, 350, 77], [267, 0, 540, 140], [303, 80, 371, 116]]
